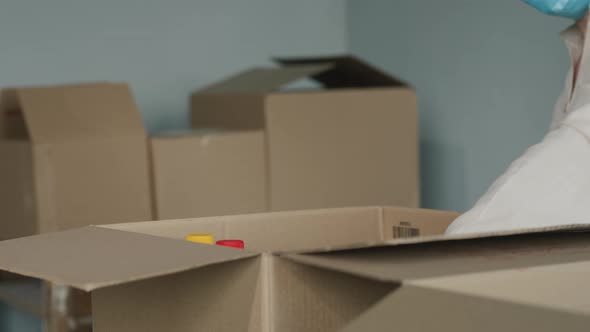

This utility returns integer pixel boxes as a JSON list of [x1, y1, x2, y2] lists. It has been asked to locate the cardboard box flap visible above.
[[199, 64, 332, 93], [0, 226, 256, 291], [283, 224, 590, 284], [290, 223, 590, 255], [342, 284, 590, 332], [410, 260, 590, 316], [13, 83, 145, 143], [274, 55, 408, 88]]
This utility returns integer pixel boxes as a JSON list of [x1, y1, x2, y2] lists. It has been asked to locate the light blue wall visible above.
[[0, 0, 347, 133], [349, 0, 571, 211]]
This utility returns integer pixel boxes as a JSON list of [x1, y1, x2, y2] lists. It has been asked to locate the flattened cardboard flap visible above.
[[274, 55, 408, 88], [0, 226, 256, 291], [199, 64, 331, 93], [293, 223, 590, 255], [13, 83, 146, 143], [342, 285, 590, 332], [284, 224, 590, 284], [410, 260, 590, 316]]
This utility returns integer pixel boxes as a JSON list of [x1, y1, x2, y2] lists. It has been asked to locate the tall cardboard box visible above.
[[0, 82, 153, 332], [190, 56, 419, 213], [0, 207, 459, 332], [0, 82, 153, 239]]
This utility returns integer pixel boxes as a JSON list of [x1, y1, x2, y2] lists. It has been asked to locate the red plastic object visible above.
[[216, 240, 245, 249]]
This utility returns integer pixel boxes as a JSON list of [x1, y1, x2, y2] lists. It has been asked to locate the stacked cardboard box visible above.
[[152, 56, 419, 219], [151, 130, 267, 219]]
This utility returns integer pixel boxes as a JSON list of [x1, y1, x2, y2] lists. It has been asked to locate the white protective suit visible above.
[[446, 23, 590, 235]]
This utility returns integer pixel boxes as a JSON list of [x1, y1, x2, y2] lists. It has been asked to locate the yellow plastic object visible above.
[[186, 233, 215, 245]]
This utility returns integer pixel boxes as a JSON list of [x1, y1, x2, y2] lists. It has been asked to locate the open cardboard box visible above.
[[0, 207, 456, 331], [1, 206, 589, 331], [5, 206, 590, 332], [0, 83, 153, 239], [4, 206, 590, 332], [152, 56, 419, 220]]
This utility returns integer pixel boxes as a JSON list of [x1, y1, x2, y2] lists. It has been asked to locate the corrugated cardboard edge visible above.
[[286, 222, 590, 255], [281, 223, 590, 284]]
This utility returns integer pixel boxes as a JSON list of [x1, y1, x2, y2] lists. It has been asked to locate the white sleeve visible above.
[[446, 105, 590, 235]]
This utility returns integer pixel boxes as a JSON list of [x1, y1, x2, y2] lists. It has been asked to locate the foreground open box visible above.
[[2, 207, 590, 331], [0, 207, 456, 331]]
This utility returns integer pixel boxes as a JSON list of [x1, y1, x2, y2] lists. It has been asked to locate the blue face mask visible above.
[[523, 0, 589, 19]]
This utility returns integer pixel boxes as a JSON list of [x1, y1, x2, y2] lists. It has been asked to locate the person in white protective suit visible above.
[[446, 2, 590, 234]]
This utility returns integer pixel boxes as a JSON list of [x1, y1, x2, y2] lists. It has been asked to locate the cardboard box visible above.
[[0, 83, 153, 239], [338, 226, 590, 332], [5, 207, 589, 332], [151, 130, 267, 219], [0, 207, 458, 331], [190, 56, 420, 212]]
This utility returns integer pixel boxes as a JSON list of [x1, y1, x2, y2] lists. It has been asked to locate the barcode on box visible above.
[[393, 222, 420, 238]]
